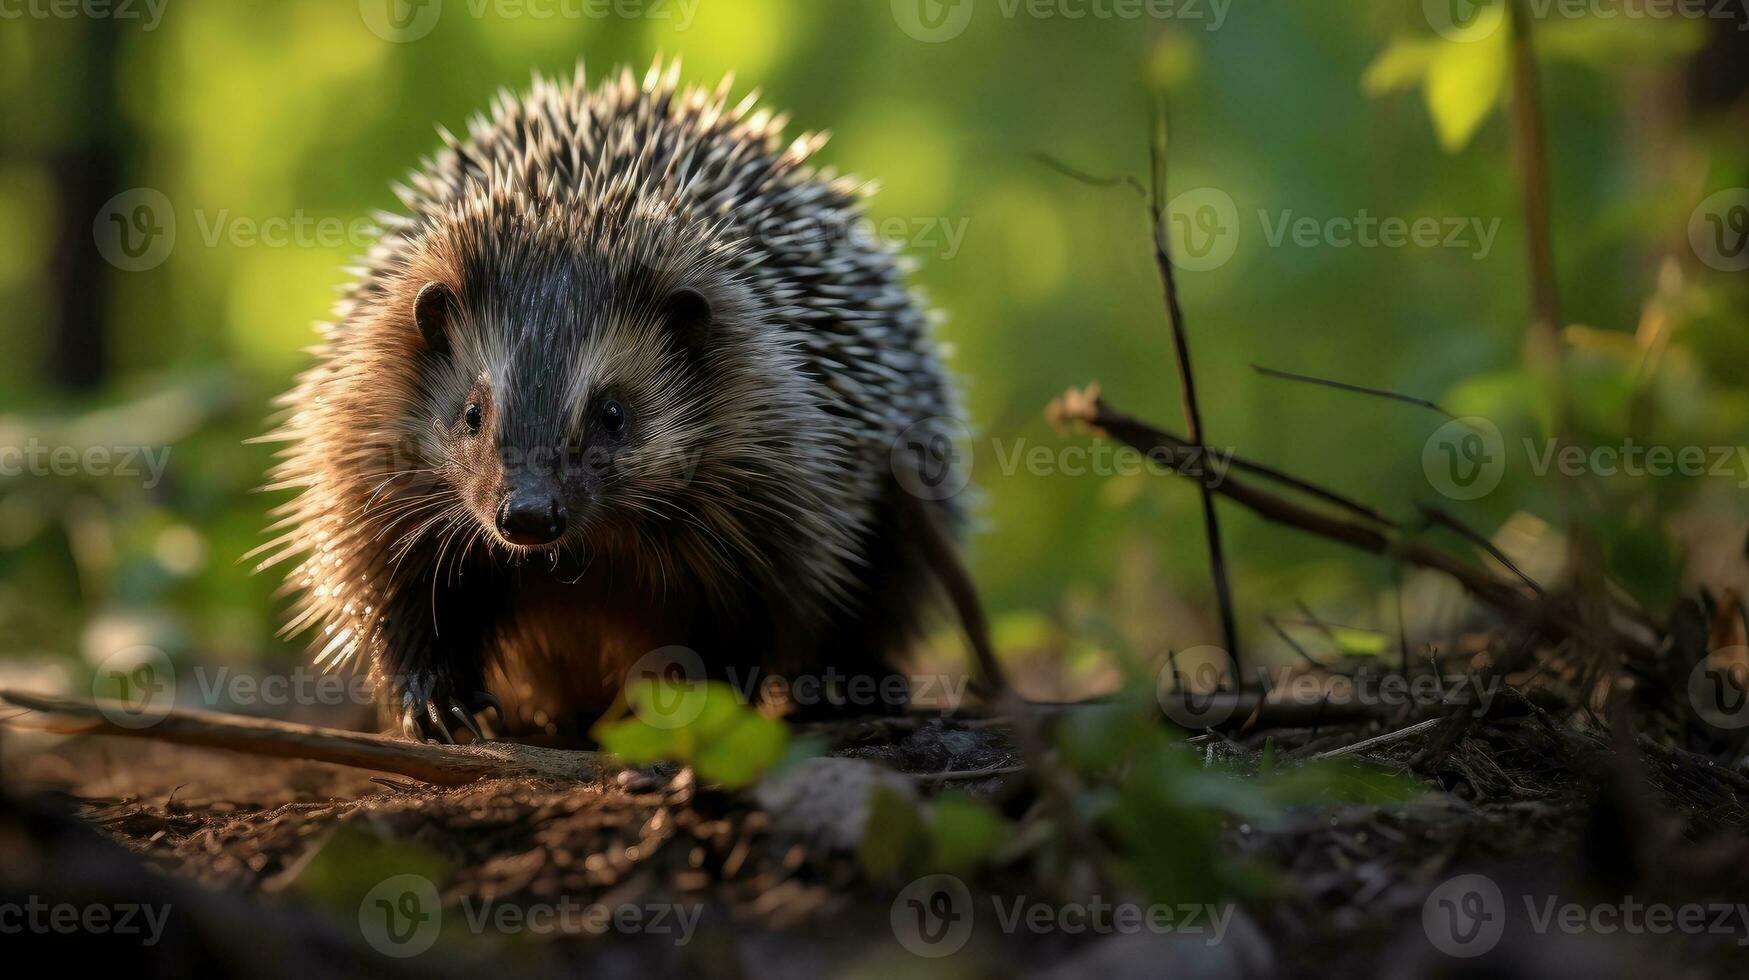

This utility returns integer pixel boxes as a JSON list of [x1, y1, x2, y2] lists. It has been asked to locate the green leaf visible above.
[[593, 713, 681, 764], [927, 792, 1008, 873], [593, 679, 790, 788], [858, 787, 928, 878], [1330, 626, 1390, 657], [1424, 33, 1508, 152], [693, 710, 789, 789], [1361, 37, 1439, 96]]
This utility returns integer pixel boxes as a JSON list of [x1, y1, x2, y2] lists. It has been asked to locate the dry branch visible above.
[[1147, 105, 1241, 671], [0, 689, 600, 785], [1046, 384, 1649, 660]]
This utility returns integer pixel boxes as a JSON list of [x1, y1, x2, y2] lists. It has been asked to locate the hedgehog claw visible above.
[[449, 700, 486, 742], [470, 691, 505, 724], [424, 699, 456, 744], [400, 704, 423, 742], [398, 672, 498, 743]]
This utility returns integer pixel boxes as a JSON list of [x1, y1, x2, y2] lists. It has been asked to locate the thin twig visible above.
[[1047, 385, 1649, 660], [1030, 152, 1147, 198], [913, 764, 1027, 783], [1219, 451, 1401, 529], [1310, 717, 1443, 760], [1252, 364, 1459, 421], [1507, 0, 1564, 363], [1147, 101, 1239, 673], [1417, 503, 1546, 597], [1264, 615, 1357, 678]]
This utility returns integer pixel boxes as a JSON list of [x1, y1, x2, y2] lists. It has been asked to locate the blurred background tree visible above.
[[1, 1, 1745, 695]]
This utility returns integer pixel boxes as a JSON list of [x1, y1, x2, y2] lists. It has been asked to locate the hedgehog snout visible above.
[[497, 489, 567, 546]]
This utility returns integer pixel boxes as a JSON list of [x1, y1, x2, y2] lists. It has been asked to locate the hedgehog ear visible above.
[[413, 281, 453, 357], [663, 287, 713, 358]]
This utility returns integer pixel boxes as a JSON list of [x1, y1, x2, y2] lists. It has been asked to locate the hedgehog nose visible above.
[[497, 494, 566, 546]]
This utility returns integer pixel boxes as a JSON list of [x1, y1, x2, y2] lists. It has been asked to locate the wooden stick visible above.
[[1047, 385, 1645, 658], [1309, 717, 1443, 760], [1507, 0, 1564, 365], [0, 689, 600, 785], [1148, 103, 1241, 674]]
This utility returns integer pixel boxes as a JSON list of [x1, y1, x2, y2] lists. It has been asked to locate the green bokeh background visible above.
[[2, 1, 1745, 682]]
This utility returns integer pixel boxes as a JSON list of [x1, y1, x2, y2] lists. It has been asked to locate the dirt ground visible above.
[[6, 687, 1749, 979]]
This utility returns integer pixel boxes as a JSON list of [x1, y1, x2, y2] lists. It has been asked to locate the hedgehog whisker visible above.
[[369, 496, 452, 545], [361, 468, 441, 515]]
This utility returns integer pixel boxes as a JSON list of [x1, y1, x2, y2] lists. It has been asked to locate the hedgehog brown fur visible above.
[[253, 60, 967, 741]]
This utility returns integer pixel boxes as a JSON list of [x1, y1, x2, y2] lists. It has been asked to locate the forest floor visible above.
[[7, 649, 1749, 979]]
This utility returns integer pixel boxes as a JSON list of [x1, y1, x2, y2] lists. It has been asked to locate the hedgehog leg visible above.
[[378, 582, 500, 743], [782, 476, 950, 720], [393, 658, 496, 744]]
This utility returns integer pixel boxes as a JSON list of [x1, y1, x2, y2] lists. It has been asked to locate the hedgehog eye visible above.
[[598, 400, 626, 435], [463, 402, 483, 434]]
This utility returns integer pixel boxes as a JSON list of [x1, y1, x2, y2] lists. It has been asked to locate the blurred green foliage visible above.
[[593, 679, 790, 788], [2, 2, 1745, 682]]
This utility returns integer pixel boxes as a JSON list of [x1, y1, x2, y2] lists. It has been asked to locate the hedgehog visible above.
[[253, 60, 971, 742]]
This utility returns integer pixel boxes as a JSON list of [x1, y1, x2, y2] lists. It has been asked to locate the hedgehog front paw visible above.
[[397, 671, 503, 744]]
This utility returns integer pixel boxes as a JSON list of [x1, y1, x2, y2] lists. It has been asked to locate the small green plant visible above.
[[590, 679, 789, 789]]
